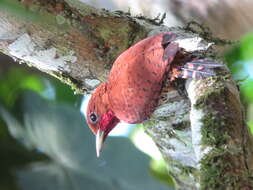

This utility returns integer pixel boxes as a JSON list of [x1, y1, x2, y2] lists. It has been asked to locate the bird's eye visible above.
[[89, 112, 98, 124]]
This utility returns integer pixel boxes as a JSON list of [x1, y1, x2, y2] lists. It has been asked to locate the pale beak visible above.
[[96, 129, 105, 157]]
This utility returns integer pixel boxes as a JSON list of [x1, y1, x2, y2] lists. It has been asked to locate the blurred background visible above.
[[0, 0, 253, 189]]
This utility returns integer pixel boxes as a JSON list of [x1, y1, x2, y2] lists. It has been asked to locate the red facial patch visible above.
[[99, 110, 120, 133]]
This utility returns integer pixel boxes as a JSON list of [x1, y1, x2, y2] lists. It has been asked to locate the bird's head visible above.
[[86, 83, 120, 157]]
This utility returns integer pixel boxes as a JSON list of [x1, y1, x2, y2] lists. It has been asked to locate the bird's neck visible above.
[[100, 82, 110, 111], [99, 82, 120, 122]]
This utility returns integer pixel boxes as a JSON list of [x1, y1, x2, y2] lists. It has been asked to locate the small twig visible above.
[[135, 12, 166, 26]]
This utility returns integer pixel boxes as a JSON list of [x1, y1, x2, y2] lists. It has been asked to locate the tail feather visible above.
[[186, 59, 224, 69], [177, 59, 224, 80], [181, 68, 215, 79]]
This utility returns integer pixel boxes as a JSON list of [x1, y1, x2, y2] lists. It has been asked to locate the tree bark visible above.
[[0, 0, 253, 189]]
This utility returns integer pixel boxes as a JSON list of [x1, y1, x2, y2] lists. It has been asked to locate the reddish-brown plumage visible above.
[[86, 33, 178, 134], [86, 32, 221, 156], [108, 33, 177, 123]]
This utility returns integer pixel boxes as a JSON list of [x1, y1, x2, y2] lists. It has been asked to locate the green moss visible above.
[[143, 120, 157, 129], [172, 121, 190, 130], [99, 27, 111, 41], [192, 75, 253, 189], [172, 162, 196, 176], [200, 112, 230, 146], [51, 71, 85, 94], [56, 14, 66, 25], [193, 76, 235, 147], [200, 148, 252, 190], [195, 77, 231, 145], [84, 15, 147, 66], [194, 77, 227, 109]]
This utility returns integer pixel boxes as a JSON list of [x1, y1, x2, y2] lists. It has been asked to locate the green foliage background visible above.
[[225, 33, 253, 132], [0, 56, 173, 190]]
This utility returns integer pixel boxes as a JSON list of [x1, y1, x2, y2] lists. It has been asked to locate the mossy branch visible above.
[[0, 0, 148, 92], [0, 0, 253, 189], [187, 74, 253, 189], [143, 29, 253, 189]]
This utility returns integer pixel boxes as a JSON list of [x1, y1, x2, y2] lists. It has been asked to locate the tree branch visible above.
[[0, 0, 148, 92], [1, 0, 253, 189]]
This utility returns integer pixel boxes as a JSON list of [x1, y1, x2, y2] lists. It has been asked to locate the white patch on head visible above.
[[8, 33, 77, 72]]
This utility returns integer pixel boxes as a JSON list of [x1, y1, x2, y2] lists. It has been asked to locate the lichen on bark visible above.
[[144, 27, 253, 189], [0, 1, 253, 189], [188, 75, 253, 189]]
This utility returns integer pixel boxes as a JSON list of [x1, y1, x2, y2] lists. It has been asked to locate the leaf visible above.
[[50, 79, 82, 104], [2, 91, 173, 190], [248, 120, 253, 134], [0, 68, 44, 108], [241, 79, 253, 104], [240, 34, 253, 61]]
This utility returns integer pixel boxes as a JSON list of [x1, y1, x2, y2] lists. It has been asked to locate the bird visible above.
[[86, 32, 222, 157]]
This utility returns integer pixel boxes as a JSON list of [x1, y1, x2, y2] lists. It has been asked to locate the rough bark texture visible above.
[[0, 0, 148, 92], [1, 0, 253, 189]]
